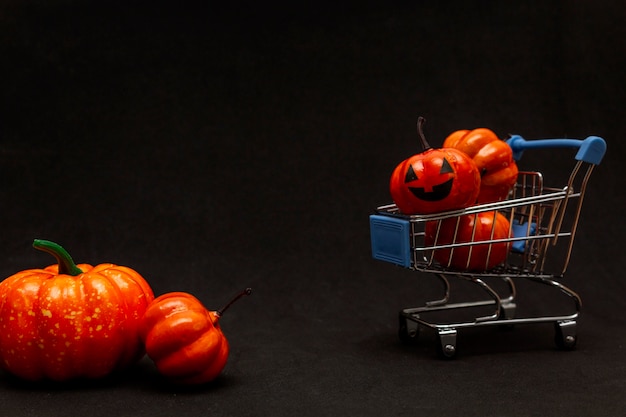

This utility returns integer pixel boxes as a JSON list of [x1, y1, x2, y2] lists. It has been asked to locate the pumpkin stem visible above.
[[417, 116, 432, 151], [32, 239, 83, 276], [215, 287, 252, 319]]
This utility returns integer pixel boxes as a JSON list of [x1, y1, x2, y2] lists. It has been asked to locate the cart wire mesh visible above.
[[369, 135, 606, 357]]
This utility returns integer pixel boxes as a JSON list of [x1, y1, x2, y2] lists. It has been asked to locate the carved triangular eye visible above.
[[405, 164, 418, 183], [439, 157, 454, 174]]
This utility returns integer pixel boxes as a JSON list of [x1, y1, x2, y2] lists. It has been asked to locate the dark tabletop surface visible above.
[[1, 1, 625, 416]]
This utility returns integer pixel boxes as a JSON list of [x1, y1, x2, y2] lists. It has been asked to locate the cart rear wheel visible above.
[[554, 320, 578, 350], [398, 313, 420, 345]]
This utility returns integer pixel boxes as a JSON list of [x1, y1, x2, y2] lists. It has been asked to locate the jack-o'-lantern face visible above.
[[389, 117, 482, 215], [390, 148, 481, 215], [405, 157, 455, 202]]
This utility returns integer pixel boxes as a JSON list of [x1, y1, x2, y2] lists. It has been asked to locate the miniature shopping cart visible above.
[[370, 135, 606, 358]]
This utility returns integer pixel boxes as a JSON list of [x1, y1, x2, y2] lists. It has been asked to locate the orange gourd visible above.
[[444, 128, 518, 203], [139, 288, 251, 384], [0, 240, 154, 381], [425, 211, 511, 271]]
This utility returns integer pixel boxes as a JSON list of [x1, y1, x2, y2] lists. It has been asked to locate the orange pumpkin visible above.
[[444, 128, 518, 203], [390, 118, 481, 214], [0, 240, 154, 381], [139, 288, 251, 384], [424, 211, 511, 271]]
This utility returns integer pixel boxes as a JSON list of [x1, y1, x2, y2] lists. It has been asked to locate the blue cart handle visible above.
[[506, 135, 606, 165]]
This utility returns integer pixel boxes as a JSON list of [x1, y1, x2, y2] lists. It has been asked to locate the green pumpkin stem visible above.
[[215, 287, 252, 319], [417, 116, 432, 151], [32, 239, 83, 276]]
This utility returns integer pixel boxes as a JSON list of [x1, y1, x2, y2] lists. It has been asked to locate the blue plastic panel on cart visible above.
[[370, 215, 412, 268], [511, 220, 537, 253]]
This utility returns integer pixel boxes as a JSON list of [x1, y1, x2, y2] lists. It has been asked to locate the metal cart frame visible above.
[[370, 135, 606, 358]]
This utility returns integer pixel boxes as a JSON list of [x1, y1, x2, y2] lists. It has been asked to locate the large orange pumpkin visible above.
[[0, 240, 154, 381], [444, 128, 518, 203]]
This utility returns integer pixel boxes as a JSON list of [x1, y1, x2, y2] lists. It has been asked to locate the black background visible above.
[[1, 1, 625, 416]]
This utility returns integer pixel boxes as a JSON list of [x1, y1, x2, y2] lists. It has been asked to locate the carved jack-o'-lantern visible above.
[[390, 118, 481, 214]]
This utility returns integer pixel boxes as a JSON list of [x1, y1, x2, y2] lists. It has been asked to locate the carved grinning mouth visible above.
[[408, 178, 454, 201]]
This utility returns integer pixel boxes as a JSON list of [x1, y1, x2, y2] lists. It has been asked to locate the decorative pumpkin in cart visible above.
[[390, 117, 481, 214], [443, 128, 518, 203], [0, 240, 154, 381], [139, 288, 252, 384], [424, 211, 512, 271]]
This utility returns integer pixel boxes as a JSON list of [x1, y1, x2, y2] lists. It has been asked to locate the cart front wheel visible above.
[[398, 313, 420, 345], [437, 328, 458, 359]]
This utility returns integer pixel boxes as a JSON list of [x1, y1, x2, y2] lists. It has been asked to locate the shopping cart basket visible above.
[[370, 135, 606, 358]]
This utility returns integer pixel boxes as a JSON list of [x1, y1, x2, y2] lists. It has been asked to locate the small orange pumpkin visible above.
[[444, 128, 518, 203], [139, 288, 251, 384]]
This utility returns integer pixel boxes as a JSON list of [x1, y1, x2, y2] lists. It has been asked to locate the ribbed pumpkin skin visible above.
[[0, 263, 154, 381], [444, 128, 519, 203], [139, 292, 229, 385]]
